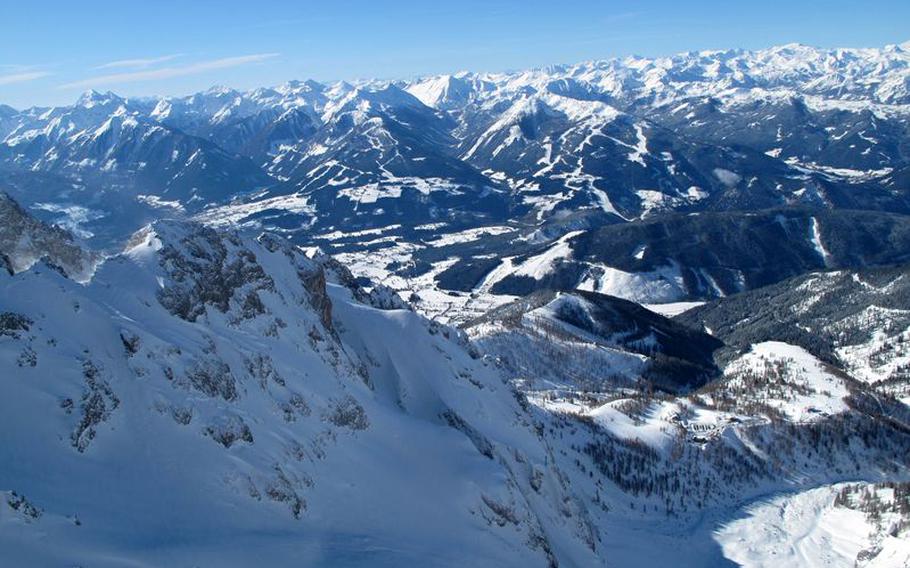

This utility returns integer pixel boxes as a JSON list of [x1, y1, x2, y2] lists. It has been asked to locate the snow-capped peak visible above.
[[76, 89, 123, 109]]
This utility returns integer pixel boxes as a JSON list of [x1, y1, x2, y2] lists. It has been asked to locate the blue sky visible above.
[[2, 0, 909, 109]]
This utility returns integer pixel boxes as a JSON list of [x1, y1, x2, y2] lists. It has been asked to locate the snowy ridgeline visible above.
[[0, 218, 909, 566], [0, 221, 605, 567], [1, 38, 910, 567], [2, 40, 910, 256]]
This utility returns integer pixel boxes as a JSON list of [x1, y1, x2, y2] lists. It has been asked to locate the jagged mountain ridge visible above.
[[1, 41, 909, 248], [1, 37, 909, 568]]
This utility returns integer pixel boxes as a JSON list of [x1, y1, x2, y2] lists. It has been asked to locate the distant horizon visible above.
[[3, 0, 909, 109], [4, 36, 909, 111]]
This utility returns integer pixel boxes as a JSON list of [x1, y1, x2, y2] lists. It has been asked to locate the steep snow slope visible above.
[[1, 219, 909, 566], [2, 39, 910, 565], [0, 221, 601, 567]]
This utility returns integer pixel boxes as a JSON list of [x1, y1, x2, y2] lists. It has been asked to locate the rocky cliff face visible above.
[[0, 192, 99, 281]]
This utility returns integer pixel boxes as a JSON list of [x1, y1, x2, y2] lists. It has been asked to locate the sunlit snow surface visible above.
[[643, 301, 706, 317], [716, 484, 910, 568]]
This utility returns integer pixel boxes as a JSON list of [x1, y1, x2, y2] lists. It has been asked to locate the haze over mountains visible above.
[[2, 40, 910, 567]]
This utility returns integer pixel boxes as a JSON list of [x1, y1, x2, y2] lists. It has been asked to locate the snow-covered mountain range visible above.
[[2, 40, 910, 567], [2, 41, 909, 239], [2, 41, 909, 324]]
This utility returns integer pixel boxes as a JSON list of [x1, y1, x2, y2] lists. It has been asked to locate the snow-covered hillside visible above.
[[0, 221, 602, 567], [465, 290, 722, 394]]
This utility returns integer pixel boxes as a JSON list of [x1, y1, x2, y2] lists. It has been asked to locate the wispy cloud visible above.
[[0, 71, 51, 86], [59, 53, 280, 90], [95, 54, 183, 70]]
